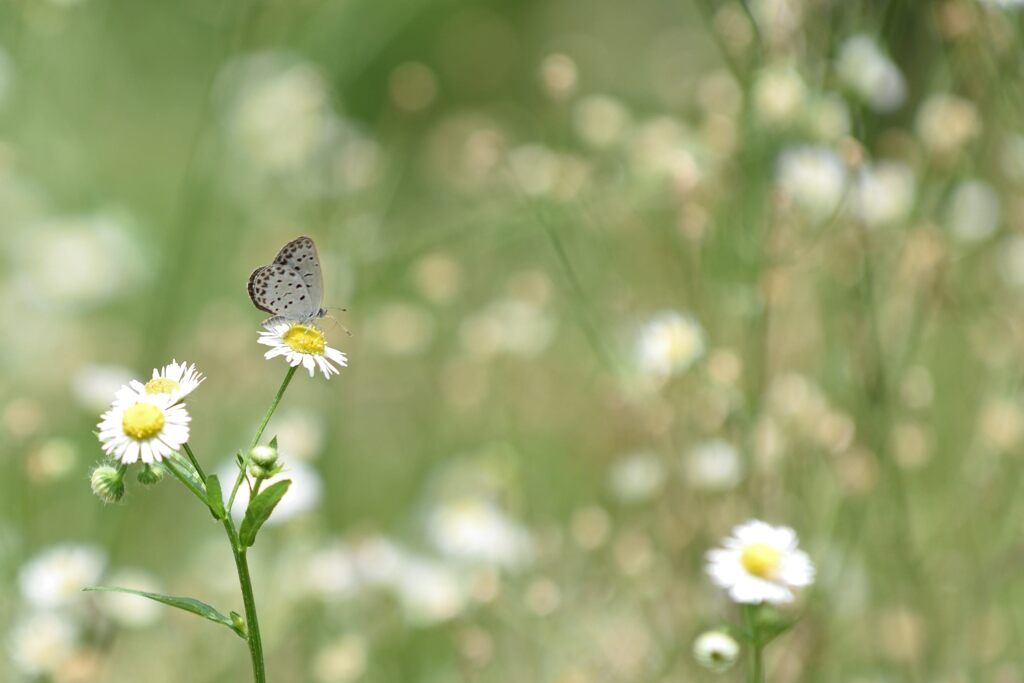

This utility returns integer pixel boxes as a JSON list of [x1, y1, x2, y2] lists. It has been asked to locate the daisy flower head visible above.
[[258, 320, 348, 378], [97, 394, 190, 465], [124, 360, 205, 404], [705, 519, 815, 605]]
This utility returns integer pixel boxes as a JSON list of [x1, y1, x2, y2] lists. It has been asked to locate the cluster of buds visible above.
[[247, 437, 282, 481]]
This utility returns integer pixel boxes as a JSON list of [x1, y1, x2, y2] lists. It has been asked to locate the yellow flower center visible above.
[[122, 403, 165, 440], [740, 543, 782, 579], [144, 377, 181, 395], [283, 324, 325, 355]]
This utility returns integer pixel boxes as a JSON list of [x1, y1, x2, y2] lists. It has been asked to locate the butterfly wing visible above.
[[247, 236, 324, 322], [272, 236, 324, 319]]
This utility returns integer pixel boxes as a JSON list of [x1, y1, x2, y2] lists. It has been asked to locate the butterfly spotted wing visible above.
[[248, 236, 326, 323]]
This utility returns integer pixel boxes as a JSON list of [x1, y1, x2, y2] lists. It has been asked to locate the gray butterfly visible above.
[[248, 236, 327, 325]]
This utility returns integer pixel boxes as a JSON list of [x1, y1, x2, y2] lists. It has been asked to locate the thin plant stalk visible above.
[[228, 366, 297, 511], [176, 366, 298, 683], [744, 604, 766, 683]]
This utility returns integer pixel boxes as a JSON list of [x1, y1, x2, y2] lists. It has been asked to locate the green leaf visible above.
[[84, 587, 245, 639], [206, 474, 225, 520], [269, 435, 278, 449], [239, 479, 291, 547]]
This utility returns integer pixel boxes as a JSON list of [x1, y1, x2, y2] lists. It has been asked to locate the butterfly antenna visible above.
[[321, 313, 353, 337]]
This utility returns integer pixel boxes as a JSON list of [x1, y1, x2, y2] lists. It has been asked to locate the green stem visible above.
[[182, 442, 207, 480], [224, 518, 266, 683], [228, 366, 297, 511], [744, 605, 766, 683]]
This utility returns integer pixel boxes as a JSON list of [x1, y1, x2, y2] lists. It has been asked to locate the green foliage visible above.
[[239, 480, 292, 547], [84, 587, 246, 639]]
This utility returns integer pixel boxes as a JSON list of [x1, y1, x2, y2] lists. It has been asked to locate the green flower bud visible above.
[[91, 464, 126, 504], [249, 443, 279, 469], [247, 463, 273, 480], [693, 629, 740, 672], [137, 464, 165, 486]]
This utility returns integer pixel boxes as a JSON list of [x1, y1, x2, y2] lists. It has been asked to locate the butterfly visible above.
[[248, 236, 327, 325]]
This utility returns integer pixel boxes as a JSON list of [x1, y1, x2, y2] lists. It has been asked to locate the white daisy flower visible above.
[[705, 520, 815, 604], [257, 321, 348, 378], [97, 394, 190, 465], [123, 360, 204, 404], [635, 311, 706, 381]]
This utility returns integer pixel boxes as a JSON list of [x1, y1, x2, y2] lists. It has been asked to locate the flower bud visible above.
[[249, 443, 279, 469], [91, 464, 126, 504], [137, 464, 164, 486], [247, 463, 273, 480], [693, 629, 740, 672]]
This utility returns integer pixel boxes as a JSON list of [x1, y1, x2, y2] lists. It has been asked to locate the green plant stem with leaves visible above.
[[89, 366, 299, 683]]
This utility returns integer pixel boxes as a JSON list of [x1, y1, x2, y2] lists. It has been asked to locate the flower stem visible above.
[[224, 519, 266, 683], [743, 604, 766, 683], [228, 366, 297, 511]]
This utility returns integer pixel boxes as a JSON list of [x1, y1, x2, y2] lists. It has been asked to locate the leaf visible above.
[[84, 587, 245, 639], [239, 479, 291, 547], [269, 435, 278, 449], [206, 474, 225, 520]]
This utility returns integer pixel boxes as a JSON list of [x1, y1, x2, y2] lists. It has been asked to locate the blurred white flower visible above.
[[979, 0, 1024, 8], [946, 179, 1001, 243], [749, 0, 802, 44], [631, 117, 705, 191], [460, 299, 556, 359], [223, 459, 323, 524], [635, 311, 706, 381], [706, 520, 815, 604], [427, 496, 533, 570], [682, 439, 744, 492], [14, 211, 145, 310], [836, 35, 906, 112], [777, 146, 847, 219], [7, 612, 79, 677], [916, 94, 980, 157], [19, 544, 106, 609], [221, 54, 334, 173], [507, 144, 558, 196], [350, 535, 409, 588], [71, 364, 135, 412], [539, 53, 578, 101], [302, 541, 361, 601], [854, 162, 916, 227], [607, 451, 666, 503], [693, 629, 740, 672], [753, 65, 807, 127], [313, 634, 368, 683], [573, 95, 631, 148], [393, 556, 467, 625], [95, 569, 162, 628]]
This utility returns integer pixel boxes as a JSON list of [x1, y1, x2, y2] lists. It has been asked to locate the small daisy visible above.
[[258, 321, 348, 378], [705, 520, 815, 604], [123, 360, 205, 404], [97, 394, 190, 465]]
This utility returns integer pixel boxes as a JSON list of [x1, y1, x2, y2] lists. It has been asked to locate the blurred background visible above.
[[2, 0, 1023, 681]]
